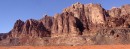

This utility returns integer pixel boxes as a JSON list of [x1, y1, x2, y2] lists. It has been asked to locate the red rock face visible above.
[[1, 3, 130, 46], [108, 8, 121, 18], [9, 19, 51, 38], [9, 19, 24, 38], [63, 3, 107, 32], [40, 15, 53, 31], [51, 12, 80, 37], [63, 2, 88, 32]]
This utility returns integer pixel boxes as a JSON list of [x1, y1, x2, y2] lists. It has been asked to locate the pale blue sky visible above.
[[0, 0, 130, 33]]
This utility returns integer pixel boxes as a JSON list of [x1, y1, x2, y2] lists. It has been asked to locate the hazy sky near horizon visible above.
[[0, 0, 130, 33]]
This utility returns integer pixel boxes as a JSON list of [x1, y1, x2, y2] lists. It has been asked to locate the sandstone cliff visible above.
[[1, 3, 130, 46]]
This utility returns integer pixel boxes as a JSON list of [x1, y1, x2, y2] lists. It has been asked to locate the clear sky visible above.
[[0, 0, 130, 33]]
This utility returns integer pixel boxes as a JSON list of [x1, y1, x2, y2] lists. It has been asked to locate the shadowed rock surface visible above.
[[1, 3, 130, 46]]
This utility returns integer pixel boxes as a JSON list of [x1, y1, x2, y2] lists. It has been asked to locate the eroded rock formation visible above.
[[1, 3, 130, 46]]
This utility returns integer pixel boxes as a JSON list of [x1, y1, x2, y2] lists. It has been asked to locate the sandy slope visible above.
[[0, 45, 130, 49]]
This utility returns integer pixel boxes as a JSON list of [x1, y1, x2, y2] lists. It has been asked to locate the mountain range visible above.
[[1, 2, 130, 46]]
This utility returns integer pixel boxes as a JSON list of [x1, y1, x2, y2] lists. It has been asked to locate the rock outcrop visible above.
[[9, 19, 51, 38], [108, 7, 121, 18], [51, 12, 80, 37], [40, 15, 53, 31], [1, 3, 130, 46], [6, 18, 52, 46], [63, 3, 106, 33]]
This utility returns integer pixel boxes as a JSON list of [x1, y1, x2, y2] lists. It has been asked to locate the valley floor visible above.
[[0, 45, 130, 49]]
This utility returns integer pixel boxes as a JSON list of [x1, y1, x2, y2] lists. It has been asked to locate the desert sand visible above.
[[0, 45, 130, 49]]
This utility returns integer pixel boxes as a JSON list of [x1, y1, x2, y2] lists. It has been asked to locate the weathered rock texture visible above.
[[1, 3, 130, 46], [51, 12, 81, 37]]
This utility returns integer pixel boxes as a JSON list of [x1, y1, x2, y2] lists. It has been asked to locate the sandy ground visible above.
[[0, 45, 130, 49]]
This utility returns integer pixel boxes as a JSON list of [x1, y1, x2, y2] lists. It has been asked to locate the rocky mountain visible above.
[[1, 3, 130, 46]]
